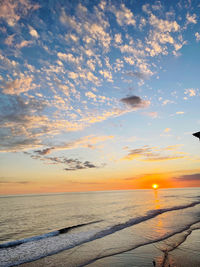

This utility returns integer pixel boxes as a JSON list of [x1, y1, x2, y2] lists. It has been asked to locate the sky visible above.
[[0, 0, 200, 195]]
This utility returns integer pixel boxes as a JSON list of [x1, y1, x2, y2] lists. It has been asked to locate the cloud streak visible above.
[[34, 135, 114, 155], [122, 145, 185, 162], [26, 153, 101, 171], [175, 173, 200, 181]]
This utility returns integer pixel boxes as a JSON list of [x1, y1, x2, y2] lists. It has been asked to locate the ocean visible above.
[[0, 188, 200, 267]]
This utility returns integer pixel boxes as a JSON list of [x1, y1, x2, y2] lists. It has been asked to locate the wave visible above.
[[0, 220, 102, 249], [1, 200, 200, 267]]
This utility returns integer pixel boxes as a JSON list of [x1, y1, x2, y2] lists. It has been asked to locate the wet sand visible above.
[[88, 229, 200, 267], [19, 228, 200, 267]]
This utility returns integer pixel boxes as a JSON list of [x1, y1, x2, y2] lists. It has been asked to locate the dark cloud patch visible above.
[[34, 147, 53, 155], [125, 71, 148, 80], [47, 157, 98, 171], [24, 152, 100, 171], [175, 173, 200, 181], [120, 95, 149, 109]]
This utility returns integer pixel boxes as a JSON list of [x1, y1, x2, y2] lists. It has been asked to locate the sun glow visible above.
[[152, 184, 159, 189]]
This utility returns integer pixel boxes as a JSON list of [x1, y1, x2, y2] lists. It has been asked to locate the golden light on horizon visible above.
[[152, 184, 159, 189]]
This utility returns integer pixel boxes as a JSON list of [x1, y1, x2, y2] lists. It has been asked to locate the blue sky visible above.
[[0, 0, 200, 194]]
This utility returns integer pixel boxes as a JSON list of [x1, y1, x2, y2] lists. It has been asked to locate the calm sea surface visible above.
[[0, 188, 200, 266]]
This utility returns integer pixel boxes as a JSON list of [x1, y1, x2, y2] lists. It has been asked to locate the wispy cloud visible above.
[[122, 145, 185, 162], [0, 177, 31, 184], [34, 135, 114, 155], [125, 71, 149, 80]]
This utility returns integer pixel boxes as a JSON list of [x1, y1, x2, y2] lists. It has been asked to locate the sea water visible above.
[[0, 188, 200, 266]]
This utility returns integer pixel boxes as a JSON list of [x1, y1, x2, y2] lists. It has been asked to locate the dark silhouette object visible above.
[[152, 260, 156, 266], [193, 131, 200, 140]]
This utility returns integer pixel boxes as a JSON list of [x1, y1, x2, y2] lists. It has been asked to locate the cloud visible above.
[[114, 33, 122, 44], [64, 160, 98, 171], [33, 135, 114, 155], [24, 135, 111, 171], [34, 147, 53, 155], [0, 1, 197, 155], [120, 95, 150, 109], [99, 70, 113, 82], [123, 147, 152, 160], [110, 3, 136, 26], [85, 91, 97, 101], [60, 3, 111, 50], [122, 145, 185, 161], [125, 71, 148, 79], [149, 14, 180, 32], [0, 0, 40, 26], [26, 153, 100, 171], [144, 112, 158, 118], [16, 40, 33, 49], [162, 99, 174, 105], [0, 178, 31, 184], [1, 76, 35, 95], [163, 145, 183, 151], [4, 34, 15, 46], [184, 88, 197, 97], [143, 155, 184, 161], [29, 26, 39, 38], [0, 95, 48, 152], [57, 52, 81, 64], [0, 53, 18, 69], [195, 32, 200, 42], [175, 173, 200, 181], [124, 57, 134, 65], [143, 11, 183, 57], [186, 13, 197, 25], [0, 136, 42, 152]]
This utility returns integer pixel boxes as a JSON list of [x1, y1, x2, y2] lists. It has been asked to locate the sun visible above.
[[152, 184, 159, 189]]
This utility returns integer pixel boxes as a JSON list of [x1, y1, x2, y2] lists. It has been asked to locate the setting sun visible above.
[[152, 184, 159, 189]]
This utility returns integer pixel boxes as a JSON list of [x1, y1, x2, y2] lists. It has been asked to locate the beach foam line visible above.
[[0, 220, 102, 249], [1, 200, 200, 267]]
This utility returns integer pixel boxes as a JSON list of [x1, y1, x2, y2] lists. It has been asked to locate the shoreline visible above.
[[19, 228, 200, 267]]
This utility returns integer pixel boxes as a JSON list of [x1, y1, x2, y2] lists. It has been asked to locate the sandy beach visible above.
[[20, 224, 200, 267]]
